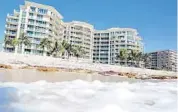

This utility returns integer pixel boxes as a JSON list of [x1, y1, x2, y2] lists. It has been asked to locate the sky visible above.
[[0, 0, 176, 52]]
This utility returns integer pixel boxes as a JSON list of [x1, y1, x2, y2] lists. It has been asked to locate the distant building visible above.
[[148, 50, 177, 72]]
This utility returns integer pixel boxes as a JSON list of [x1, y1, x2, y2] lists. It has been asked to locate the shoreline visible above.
[[0, 67, 177, 83], [0, 52, 177, 82], [0, 69, 141, 83]]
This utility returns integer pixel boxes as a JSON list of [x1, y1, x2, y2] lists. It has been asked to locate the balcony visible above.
[[6, 19, 18, 25], [28, 16, 36, 19], [27, 28, 34, 31], [28, 22, 35, 25], [7, 14, 18, 19], [35, 29, 46, 33], [5, 32, 17, 36], [31, 40, 41, 44], [14, 10, 20, 14], [5, 25, 18, 30], [35, 23, 47, 27]]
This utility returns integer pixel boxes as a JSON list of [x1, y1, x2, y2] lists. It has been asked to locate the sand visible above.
[[0, 52, 177, 82], [0, 69, 141, 83]]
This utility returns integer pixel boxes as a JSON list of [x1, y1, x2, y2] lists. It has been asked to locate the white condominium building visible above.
[[93, 28, 144, 65], [4, 1, 64, 55], [3, 1, 144, 62], [93, 30, 110, 64], [148, 50, 177, 72], [64, 21, 94, 59]]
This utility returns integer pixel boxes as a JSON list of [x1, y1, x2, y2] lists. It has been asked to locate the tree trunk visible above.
[[125, 58, 127, 67], [43, 47, 46, 56], [3, 44, 6, 52], [14, 45, 18, 54], [21, 44, 24, 54]]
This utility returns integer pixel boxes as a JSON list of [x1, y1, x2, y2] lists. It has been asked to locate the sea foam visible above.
[[0, 80, 177, 112]]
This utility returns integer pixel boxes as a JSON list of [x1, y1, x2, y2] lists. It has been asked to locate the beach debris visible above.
[[118, 72, 136, 78], [0, 64, 12, 69], [36, 66, 59, 72], [149, 75, 177, 80], [98, 70, 118, 76], [19, 66, 34, 69]]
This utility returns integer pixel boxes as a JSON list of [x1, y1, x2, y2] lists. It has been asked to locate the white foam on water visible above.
[[0, 80, 177, 112]]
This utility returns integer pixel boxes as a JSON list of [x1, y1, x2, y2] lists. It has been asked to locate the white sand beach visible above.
[[0, 52, 177, 77]]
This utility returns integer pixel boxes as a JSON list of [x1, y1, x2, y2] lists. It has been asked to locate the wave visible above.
[[0, 80, 177, 112]]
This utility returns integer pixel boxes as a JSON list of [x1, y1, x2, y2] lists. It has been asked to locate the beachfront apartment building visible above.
[[63, 21, 94, 59], [4, 1, 64, 55], [93, 28, 144, 66], [3, 1, 143, 62], [148, 50, 177, 72], [93, 30, 110, 64]]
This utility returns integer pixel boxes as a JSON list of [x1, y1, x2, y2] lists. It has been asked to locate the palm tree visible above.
[[11, 38, 19, 47], [11, 38, 19, 53], [116, 49, 128, 66], [73, 45, 85, 59], [48, 39, 65, 57], [135, 52, 143, 67], [142, 53, 151, 68], [61, 40, 73, 59], [39, 38, 53, 56], [128, 50, 138, 66], [66, 44, 73, 58], [3, 36, 12, 52], [18, 32, 31, 54]]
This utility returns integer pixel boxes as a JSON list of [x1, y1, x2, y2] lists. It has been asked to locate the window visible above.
[[116, 31, 121, 34], [38, 8, 48, 14], [28, 19, 35, 24], [31, 7, 36, 12], [121, 40, 125, 43], [27, 31, 33, 36], [22, 12, 26, 17], [28, 25, 34, 30], [29, 13, 34, 17], [21, 24, 25, 29], [21, 18, 26, 23], [36, 20, 46, 26], [37, 14, 43, 19], [127, 31, 133, 35], [127, 36, 133, 40]]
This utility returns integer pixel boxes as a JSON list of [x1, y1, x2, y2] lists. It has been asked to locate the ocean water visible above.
[[0, 80, 177, 112]]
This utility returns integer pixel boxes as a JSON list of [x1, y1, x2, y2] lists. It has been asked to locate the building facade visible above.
[[93, 30, 110, 64], [148, 50, 177, 72], [64, 21, 94, 59], [3, 1, 144, 63], [93, 28, 144, 65], [4, 1, 64, 55]]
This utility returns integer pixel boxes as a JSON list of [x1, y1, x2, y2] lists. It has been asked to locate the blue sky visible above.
[[0, 0, 176, 52]]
